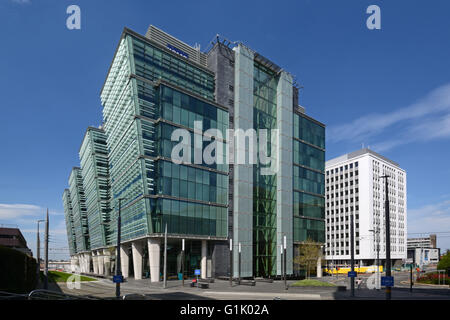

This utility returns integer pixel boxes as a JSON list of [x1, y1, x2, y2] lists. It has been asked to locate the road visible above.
[[51, 275, 450, 300]]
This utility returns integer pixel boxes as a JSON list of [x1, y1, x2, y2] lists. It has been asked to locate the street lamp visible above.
[[115, 198, 126, 299], [369, 228, 380, 290]]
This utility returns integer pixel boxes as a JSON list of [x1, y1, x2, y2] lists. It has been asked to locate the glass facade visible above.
[[79, 128, 114, 250], [63, 189, 77, 255], [293, 113, 326, 244], [68, 168, 90, 252], [252, 62, 278, 277], [100, 32, 228, 242]]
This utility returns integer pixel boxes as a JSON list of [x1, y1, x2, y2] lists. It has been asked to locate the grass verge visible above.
[[40, 271, 97, 283], [291, 279, 336, 287]]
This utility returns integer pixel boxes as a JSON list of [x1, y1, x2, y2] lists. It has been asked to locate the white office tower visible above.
[[324, 148, 407, 268]]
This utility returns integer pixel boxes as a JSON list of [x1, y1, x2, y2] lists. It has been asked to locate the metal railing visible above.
[[27, 289, 100, 300], [0, 291, 28, 300]]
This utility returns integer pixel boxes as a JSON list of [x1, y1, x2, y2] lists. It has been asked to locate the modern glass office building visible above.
[[62, 189, 77, 256], [68, 167, 90, 254], [63, 25, 325, 280], [79, 127, 114, 249]]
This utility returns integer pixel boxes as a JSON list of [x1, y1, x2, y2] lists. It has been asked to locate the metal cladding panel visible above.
[[232, 44, 254, 278], [276, 71, 293, 275]]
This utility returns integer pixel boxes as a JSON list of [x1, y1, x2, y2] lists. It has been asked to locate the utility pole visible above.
[[350, 212, 355, 297], [181, 238, 185, 287], [381, 175, 391, 300], [36, 219, 44, 286], [229, 238, 233, 287], [115, 198, 123, 299], [44, 209, 49, 290], [376, 227, 380, 290], [163, 223, 167, 289]]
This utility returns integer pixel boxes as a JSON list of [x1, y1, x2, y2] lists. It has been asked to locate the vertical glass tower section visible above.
[[252, 62, 278, 277], [100, 28, 228, 243], [69, 167, 90, 252], [79, 127, 114, 249], [292, 112, 326, 245], [63, 189, 77, 255]]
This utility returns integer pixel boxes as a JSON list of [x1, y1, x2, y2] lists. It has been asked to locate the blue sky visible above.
[[0, 0, 449, 259]]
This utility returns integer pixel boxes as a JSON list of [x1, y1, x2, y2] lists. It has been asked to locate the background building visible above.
[[324, 148, 407, 268], [407, 234, 437, 249], [407, 234, 440, 267], [63, 25, 326, 280], [0, 226, 33, 256]]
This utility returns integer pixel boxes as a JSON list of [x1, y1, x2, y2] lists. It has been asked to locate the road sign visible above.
[[381, 276, 394, 286], [194, 269, 201, 276], [348, 271, 357, 278], [113, 275, 124, 283]]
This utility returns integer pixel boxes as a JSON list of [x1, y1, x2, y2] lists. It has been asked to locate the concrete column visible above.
[[80, 254, 86, 273], [97, 251, 104, 275], [132, 242, 144, 280], [317, 256, 322, 278], [276, 70, 294, 276], [120, 245, 130, 278], [201, 240, 207, 279], [92, 252, 99, 274], [148, 238, 161, 282], [103, 249, 111, 276], [78, 255, 83, 273], [85, 253, 92, 273]]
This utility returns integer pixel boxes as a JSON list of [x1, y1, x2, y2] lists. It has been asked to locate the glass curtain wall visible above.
[[293, 113, 326, 243], [252, 62, 278, 277]]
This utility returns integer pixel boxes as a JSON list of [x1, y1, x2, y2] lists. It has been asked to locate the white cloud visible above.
[[0, 203, 42, 220], [328, 83, 450, 152], [11, 0, 31, 4], [408, 198, 450, 250]]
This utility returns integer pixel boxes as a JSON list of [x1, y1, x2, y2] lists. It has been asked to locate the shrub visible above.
[[0, 245, 37, 293], [417, 272, 450, 285]]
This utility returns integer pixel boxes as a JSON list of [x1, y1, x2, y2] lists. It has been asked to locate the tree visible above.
[[294, 238, 324, 279], [437, 251, 450, 273]]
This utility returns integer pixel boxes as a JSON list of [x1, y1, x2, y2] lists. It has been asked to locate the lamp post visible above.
[[369, 228, 380, 290], [115, 198, 125, 299], [229, 238, 233, 287], [283, 235, 287, 290], [182, 238, 185, 287], [238, 242, 241, 285]]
